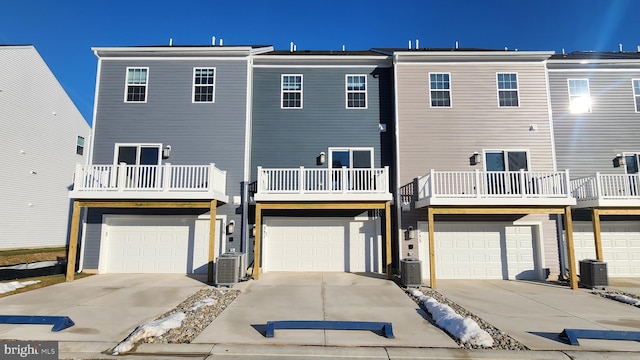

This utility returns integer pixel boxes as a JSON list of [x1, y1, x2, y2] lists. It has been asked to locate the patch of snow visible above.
[[409, 289, 494, 347], [112, 312, 185, 355], [188, 297, 215, 312], [606, 293, 640, 306], [0, 280, 41, 294]]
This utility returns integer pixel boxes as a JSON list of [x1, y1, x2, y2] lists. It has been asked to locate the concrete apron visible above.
[[194, 272, 458, 347], [0, 274, 206, 342], [436, 279, 640, 352]]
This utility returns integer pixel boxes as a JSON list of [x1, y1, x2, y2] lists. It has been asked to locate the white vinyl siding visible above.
[[497, 73, 519, 107], [193, 67, 215, 103], [281, 74, 302, 108], [429, 73, 451, 107], [124, 67, 148, 103], [346, 74, 367, 108], [568, 78, 591, 113]]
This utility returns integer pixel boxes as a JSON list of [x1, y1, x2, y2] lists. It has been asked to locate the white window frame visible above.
[[428, 72, 452, 108], [281, 74, 303, 109], [76, 135, 85, 156], [345, 74, 368, 109], [567, 78, 591, 113], [327, 147, 375, 168], [496, 72, 520, 107], [623, 152, 640, 174], [633, 79, 640, 113], [113, 143, 162, 165], [483, 149, 531, 171], [124, 67, 149, 103], [192, 67, 216, 103]]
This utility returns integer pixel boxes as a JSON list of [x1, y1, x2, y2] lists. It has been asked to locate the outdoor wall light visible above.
[[162, 145, 172, 159], [613, 154, 625, 168], [250, 225, 256, 238], [404, 226, 415, 240], [226, 220, 235, 235], [470, 152, 481, 166], [317, 152, 326, 166]]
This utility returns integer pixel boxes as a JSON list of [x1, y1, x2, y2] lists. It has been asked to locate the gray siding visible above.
[[549, 68, 640, 178], [84, 58, 250, 268], [250, 67, 394, 178]]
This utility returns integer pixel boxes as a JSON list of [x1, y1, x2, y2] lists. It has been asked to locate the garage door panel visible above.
[[574, 222, 640, 277]]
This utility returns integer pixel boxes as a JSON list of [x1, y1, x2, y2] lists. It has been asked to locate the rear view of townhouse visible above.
[[0, 45, 90, 250], [388, 47, 579, 288], [67, 44, 274, 281], [549, 50, 640, 277], [249, 49, 395, 278]]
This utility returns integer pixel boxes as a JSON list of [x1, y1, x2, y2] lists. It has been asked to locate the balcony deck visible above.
[[253, 166, 392, 202], [69, 163, 228, 202], [571, 173, 640, 208], [407, 169, 575, 208]]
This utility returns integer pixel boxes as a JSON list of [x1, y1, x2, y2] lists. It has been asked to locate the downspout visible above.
[[393, 53, 402, 271], [242, 54, 254, 254], [241, 181, 249, 253]]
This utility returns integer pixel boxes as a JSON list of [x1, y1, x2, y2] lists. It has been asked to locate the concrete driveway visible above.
[[0, 274, 206, 342], [436, 279, 640, 352], [194, 272, 459, 348]]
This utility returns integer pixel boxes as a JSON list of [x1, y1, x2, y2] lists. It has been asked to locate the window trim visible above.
[[623, 152, 640, 174], [632, 79, 640, 113], [124, 67, 149, 103], [327, 147, 375, 169], [567, 78, 591, 113], [483, 149, 530, 172], [281, 74, 303, 109], [76, 135, 85, 156], [345, 74, 368, 109], [428, 72, 452, 108], [113, 143, 162, 165], [192, 67, 216, 104], [496, 72, 520, 108]]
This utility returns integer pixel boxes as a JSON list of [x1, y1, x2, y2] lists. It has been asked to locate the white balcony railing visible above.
[[413, 169, 574, 207], [70, 163, 227, 200], [254, 166, 391, 201], [571, 173, 640, 207]]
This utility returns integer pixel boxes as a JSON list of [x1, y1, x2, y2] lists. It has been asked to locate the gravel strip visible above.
[[410, 286, 529, 350], [141, 286, 240, 344], [594, 289, 640, 307]]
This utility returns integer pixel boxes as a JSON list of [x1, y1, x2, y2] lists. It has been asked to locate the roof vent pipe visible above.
[[455, 41, 459, 49], [619, 43, 623, 52], [637, 45, 640, 52], [562, 48, 565, 55], [416, 39, 419, 49], [290, 42, 294, 52], [504, 47, 508, 51], [169, 38, 173, 46], [342, 44, 345, 51], [294, 44, 297, 51], [219, 38, 223, 46], [212, 36, 216, 46], [408, 40, 412, 50]]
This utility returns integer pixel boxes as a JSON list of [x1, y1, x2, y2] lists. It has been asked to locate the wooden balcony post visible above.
[[207, 201, 218, 283], [427, 207, 436, 288], [564, 206, 578, 290], [163, 163, 171, 192], [66, 201, 81, 282], [253, 203, 263, 280], [592, 208, 603, 261], [299, 166, 304, 194]]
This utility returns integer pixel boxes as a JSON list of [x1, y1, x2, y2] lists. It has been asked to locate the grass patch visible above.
[[0, 273, 93, 299], [0, 247, 67, 266]]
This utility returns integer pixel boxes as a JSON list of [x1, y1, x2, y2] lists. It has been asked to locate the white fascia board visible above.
[[547, 58, 640, 65], [395, 51, 555, 63], [92, 46, 269, 58]]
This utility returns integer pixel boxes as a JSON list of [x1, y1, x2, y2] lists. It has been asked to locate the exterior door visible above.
[[115, 144, 161, 188], [485, 151, 528, 194], [329, 148, 373, 190], [625, 154, 640, 196]]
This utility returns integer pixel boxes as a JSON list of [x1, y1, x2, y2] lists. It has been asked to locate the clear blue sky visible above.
[[1, 0, 638, 125]]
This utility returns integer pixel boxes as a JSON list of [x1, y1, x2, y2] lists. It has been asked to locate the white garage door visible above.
[[264, 217, 380, 273], [418, 222, 540, 280], [573, 221, 640, 277], [102, 216, 223, 274]]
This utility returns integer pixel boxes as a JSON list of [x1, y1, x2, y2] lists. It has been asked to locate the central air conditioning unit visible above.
[[220, 252, 248, 280], [579, 259, 608, 289], [215, 256, 240, 286], [400, 258, 422, 287]]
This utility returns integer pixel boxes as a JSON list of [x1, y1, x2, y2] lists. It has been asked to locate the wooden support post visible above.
[[564, 206, 578, 290], [427, 207, 436, 289], [385, 201, 392, 279], [207, 201, 217, 283], [66, 201, 82, 282], [253, 203, 263, 280], [591, 208, 603, 261]]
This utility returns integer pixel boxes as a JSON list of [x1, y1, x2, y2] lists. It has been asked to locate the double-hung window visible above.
[[125, 67, 148, 102], [281, 74, 302, 108], [633, 79, 640, 112], [429, 73, 451, 107], [76, 136, 85, 156], [497, 73, 519, 107], [193, 68, 215, 103], [346, 75, 367, 108], [568, 79, 591, 113]]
